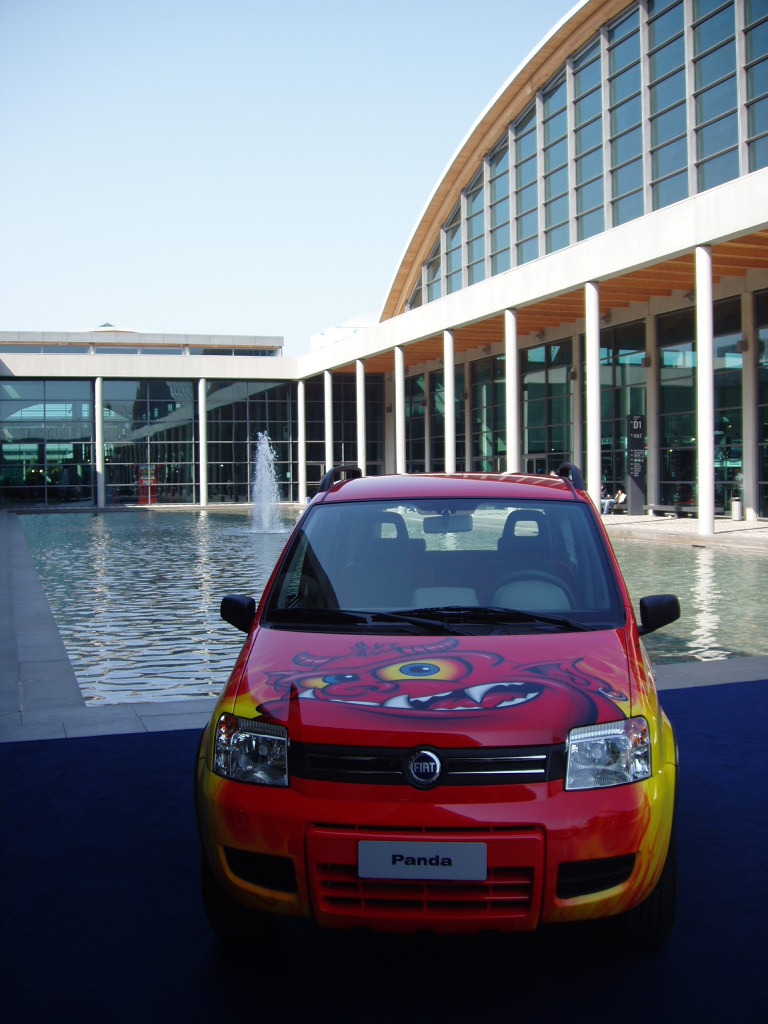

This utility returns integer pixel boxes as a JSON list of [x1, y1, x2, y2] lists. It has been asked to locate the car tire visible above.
[[621, 831, 677, 950], [200, 853, 275, 943]]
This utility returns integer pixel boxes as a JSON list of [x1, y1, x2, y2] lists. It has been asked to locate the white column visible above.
[[504, 309, 520, 472], [645, 316, 659, 508], [696, 245, 715, 537], [198, 378, 208, 507], [94, 376, 105, 508], [297, 380, 307, 503], [741, 292, 757, 520], [585, 282, 602, 505], [395, 346, 406, 474], [356, 359, 367, 475], [444, 330, 456, 474], [324, 370, 333, 473]]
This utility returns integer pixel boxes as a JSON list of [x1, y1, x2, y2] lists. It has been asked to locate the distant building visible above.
[[2, 0, 768, 527]]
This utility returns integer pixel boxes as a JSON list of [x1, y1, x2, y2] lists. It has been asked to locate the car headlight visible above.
[[565, 717, 650, 790], [212, 714, 289, 787]]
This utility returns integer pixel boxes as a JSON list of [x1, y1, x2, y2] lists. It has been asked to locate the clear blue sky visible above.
[[0, 0, 575, 355]]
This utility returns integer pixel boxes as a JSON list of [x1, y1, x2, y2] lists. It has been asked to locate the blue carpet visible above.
[[2, 679, 767, 1022]]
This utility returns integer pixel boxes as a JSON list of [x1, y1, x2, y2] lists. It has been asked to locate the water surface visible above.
[[18, 511, 768, 704]]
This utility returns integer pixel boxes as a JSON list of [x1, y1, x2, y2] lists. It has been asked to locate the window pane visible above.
[[651, 102, 687, 146], [649, 35, 685, 80], [749, 133, 768, 170], [545, 194, 569, 227], [694, 7, 735, 55], [610, 62, 641, 105], [491, 196, 510, 228], [578, 207, 605, 239], [653, 169, 689, 208], [575, 118, 603, 155], [649, 4, 685, 48], [542, 80, 567, 116], [613, 190, 644, 225], [546, 223, 570, 253], [650, 68, 686, 114], [577, 176, 603, 213], [574, 88, 602, 127], [749, 95, 768, 136], [490, 171, 509, 204], [610, 34, 639, 76], [516, 181, 537, 215], [491, 222, 510, 252], [576, 147, 603, 184], [516, 154, 537, 187], [697, 147, 740, 189], [747, 59, 768, 102], [613, 157, 643, 196], [544, 138, 568, 173], [653, 136, 688, 178], [695, 40, 736, 91], [545, 165, 568, 200], [611, 125, 643, 164], [517, 237, 539, 264], [543, 109, 568, 145], [697, 111, 738, 159], [696, 76, 738, 123], [492, 248, 511, 275], [516, 128, 537, 161], [747, 20, 768, 63], [611, 95, 642, 135], [574, 59, 601, 98], [517, 209, 538, 240]]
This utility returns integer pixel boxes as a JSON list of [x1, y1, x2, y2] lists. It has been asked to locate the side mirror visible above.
[[638, 594, 681, 636], [220, 595, 256, 633]]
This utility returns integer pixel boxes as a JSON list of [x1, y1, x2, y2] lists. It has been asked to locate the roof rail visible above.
[[317, 464, 363, 494], [556, 462, 585, 494]]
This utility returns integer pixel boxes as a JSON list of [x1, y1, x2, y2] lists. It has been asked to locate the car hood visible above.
[[228, 627, 634, 748]]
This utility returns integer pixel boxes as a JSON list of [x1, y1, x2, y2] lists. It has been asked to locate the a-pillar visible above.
[[584, 282, 602, 506], [504, 310, 520, 472], [394, 346, 406, 473], [94, 376, 105, 508], [444, 330, 456, 474], [324, 370, 333, 473], [696, 245, 715, 537], [297, 380, 307, 503], [356, 359, 367, 475], [198, 378, 208, 507]]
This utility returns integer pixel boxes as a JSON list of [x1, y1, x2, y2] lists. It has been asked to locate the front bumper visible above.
[[196, 736, 676, 934]]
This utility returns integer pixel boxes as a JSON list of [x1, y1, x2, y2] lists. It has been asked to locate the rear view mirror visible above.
[[221, 594, 256, 633], [638, 594, 681, 635], [423, 513, 473, 535]]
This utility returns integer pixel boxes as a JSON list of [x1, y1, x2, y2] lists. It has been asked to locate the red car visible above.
[[195, 465, 680, 946]]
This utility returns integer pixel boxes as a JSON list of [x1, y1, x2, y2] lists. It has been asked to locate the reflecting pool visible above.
[[18, 511, 768, 704]]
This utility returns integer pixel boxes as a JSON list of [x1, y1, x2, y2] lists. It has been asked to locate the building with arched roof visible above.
[[2, 0, 768, 534]]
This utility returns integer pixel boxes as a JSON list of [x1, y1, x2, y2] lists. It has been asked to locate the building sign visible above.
[[627, 416, 645, 480]]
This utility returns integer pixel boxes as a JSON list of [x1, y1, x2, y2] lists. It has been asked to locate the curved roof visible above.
[[380, 0, 634, 322]]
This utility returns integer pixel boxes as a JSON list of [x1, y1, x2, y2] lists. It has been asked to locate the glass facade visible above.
[[408, 0, 768, 308], [755, 289, 768, 515], [405, 374, 426, 472], [657, 297, 743, 508], [597, 321, 647, 491], [522, 342, 573, 475], [0, 380, 94, 505], [471, 356, 507, 471], [428, 368, 466, 472]]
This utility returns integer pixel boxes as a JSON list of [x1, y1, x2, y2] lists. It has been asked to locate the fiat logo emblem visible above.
[[406, 749, 442, 788]]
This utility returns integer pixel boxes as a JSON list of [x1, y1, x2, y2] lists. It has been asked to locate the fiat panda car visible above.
[[195, 465, 680, 946]]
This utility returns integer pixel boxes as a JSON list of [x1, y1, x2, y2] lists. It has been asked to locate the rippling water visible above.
[[18, 511, 768, 704], [19, 510, 298, 704]]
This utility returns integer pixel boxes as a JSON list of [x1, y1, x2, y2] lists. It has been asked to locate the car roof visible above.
[[314, 472, 586, 505]]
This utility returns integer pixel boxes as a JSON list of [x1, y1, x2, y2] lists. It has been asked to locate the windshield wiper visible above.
[[405, 606, 597, 633], [265, 607, 469, 635]]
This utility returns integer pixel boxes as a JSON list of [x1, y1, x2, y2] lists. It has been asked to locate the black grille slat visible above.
[[290, 743, 565, 786]]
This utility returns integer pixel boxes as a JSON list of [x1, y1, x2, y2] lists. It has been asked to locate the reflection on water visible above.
[[17, 513, 768, 704], [19, 510, 297, 704], [612, 539, 767, 664]]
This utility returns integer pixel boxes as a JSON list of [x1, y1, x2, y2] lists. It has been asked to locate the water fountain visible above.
[[251, 432, 283, 533]]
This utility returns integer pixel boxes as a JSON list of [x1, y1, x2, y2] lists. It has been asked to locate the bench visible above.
[[645, 504, 724, 518]]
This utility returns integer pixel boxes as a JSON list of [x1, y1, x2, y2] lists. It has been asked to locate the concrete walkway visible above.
[[1, 507, 767, 744]]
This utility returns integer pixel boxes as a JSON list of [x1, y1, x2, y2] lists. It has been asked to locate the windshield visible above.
[[264, 498, 625, 633]]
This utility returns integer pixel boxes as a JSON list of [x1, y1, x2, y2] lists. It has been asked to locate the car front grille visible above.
[[291, 743, 565, 787], [307, 825, 545, 929]]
